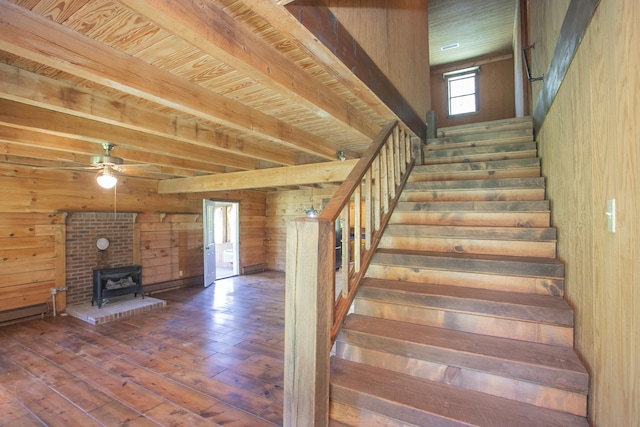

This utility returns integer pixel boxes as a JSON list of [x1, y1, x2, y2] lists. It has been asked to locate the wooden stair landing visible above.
[[329, 117, 589, 426]]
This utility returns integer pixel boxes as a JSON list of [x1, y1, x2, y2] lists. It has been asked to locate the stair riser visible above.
[[384, 224, 557, 240], [424, 150, 537, 165], [378, 236, 557, 258], [408, 167, 541, 182], [358, 286, 573, 326], [371, 252, 564, 286], [425, 140, 536, 154], [428, 126, 533, 145], [430, 117, 533, 140], [390, 211, 550, 227], [334, 343, 587, 416], [365, 265, 564, 296], [426, 134, 533, 149], [400, 188, 546, 202], [412, 158, 541, 180], [353, 298, 573, 346]]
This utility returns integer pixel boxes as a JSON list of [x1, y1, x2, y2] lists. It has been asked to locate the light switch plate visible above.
[[606, 199, 616, 233]]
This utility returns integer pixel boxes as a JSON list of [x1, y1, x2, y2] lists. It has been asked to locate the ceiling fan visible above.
[[34, 142, 147, 189], [91, 142, 125, 189]]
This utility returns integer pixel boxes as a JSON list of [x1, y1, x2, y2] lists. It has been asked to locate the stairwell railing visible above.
[[283, 120, 417, 426]]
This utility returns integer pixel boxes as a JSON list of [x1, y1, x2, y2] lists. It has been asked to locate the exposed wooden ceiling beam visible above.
[[243, 0, 397, 123], [120, 0, 380, 140], [0, 0, 338, 161], [0, 100, 260, 171], [0, 125, 222, 176], [158, 159, 358, 193], [0, 63, 300, 167]]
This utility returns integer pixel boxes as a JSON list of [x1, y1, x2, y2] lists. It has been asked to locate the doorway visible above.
[[203, 200, 239, 286]]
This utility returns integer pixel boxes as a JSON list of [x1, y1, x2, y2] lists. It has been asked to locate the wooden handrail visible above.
[[319, 120, 397, 222], [284, 120, 417, 426]]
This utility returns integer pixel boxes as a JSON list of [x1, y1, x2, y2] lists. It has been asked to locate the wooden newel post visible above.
[[284, 217, 334, 427]]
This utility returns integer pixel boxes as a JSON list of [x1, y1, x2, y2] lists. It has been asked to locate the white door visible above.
[[203, 199, 216, 287], [213, 201, 239, 280]]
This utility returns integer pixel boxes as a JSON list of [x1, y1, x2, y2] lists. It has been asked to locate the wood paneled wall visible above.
[[430, 56, 516, 128], [531, 1, 640, 425], [0, 212, 65, 312], [0, 164, 266, 315], [265, 187, 337, 271], [528, 0, 571, 109], [137, 213, 203, 286], [327, 0, 430, 120]]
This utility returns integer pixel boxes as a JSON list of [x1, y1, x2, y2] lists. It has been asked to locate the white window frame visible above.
[[444, 67, 480, 117]]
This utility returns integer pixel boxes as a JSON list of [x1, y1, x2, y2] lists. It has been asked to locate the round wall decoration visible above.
[[96, 237, 110, 250]]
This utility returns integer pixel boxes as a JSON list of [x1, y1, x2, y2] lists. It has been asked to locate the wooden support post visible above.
[[387, 138, 396, 200], [364, 169, 372, 251], [353, 185, 361, 272], [380, 146, 389, 213], [341, 205, 350, 298], [426, 110, 437, 139], [411, 136, 424, 166], [373, 155, 381, 230], [284, 218, 333, 427], [53, 219, 66, 313]]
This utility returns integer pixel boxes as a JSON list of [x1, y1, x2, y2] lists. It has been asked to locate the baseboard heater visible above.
[[242, 263, 267, 274], [143, 274, 204, 295], [0, 303, 49, 325]]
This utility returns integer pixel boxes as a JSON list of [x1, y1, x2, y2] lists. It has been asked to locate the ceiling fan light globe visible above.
[[96, 167, 117, 189]]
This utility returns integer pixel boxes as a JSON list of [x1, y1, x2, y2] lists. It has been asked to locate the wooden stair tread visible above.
[[404, 177, 545, 192], [414, 158, 540, 174], [359, 278, 572, 324], [425, 141, 536, 157], [401, 177, 546, 202], [330, 358, 589, 427], [431, 117, 534, 139], [410, 158, 541, 182], [339, 314, 588, 391], [353, 285, 570, 344], [383, 224, 556, 241], [372, 249, 564, 279], [427, 129, 533, 148], [394, 200, 549, 212]]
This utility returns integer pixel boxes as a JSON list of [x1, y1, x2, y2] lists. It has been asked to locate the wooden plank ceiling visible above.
[[429, 0, 517, 66], [0, 0, 402, 192]]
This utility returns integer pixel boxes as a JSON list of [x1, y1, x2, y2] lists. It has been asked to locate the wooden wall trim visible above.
[[286, 1, 425, 140], [533, 0, 600, 130]]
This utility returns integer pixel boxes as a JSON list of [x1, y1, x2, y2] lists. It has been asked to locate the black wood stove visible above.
[[92, 265, 143, 308]]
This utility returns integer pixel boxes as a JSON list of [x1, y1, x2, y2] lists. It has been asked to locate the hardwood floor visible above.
[[0, 271, 285, 426]]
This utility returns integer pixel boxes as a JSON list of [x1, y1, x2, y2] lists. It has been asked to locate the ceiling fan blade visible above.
[[114, 164, 155, 172], [33, 165, 101, 170]]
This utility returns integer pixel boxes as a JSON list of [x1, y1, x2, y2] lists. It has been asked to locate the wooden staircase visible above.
[[329, 117, 589, 426]]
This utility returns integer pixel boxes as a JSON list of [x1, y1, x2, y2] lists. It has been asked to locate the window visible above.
[[445, 67, 479, 116]]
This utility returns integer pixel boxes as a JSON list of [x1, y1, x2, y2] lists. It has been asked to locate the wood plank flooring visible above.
[[0, 271, 286, 426]]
